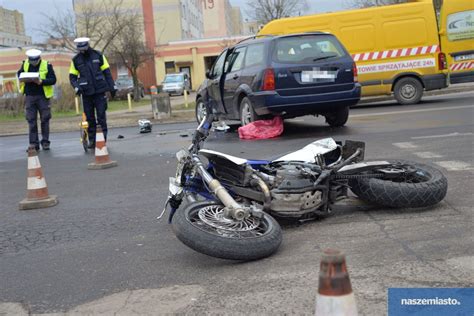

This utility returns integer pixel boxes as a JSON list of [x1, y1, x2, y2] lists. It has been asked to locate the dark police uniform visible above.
[[69, 48, 116, 143], [18, 60, 56, 149]]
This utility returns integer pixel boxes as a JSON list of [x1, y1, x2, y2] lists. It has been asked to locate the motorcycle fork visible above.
[[314, 183, 331, 214]]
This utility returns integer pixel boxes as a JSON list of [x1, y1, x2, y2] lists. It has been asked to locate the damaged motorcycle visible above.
[[160, 114, 448, 261]]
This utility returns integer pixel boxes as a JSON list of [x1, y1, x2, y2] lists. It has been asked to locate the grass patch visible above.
[[173, 101, 196, 111]]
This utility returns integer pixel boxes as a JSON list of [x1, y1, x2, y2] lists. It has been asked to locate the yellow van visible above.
[[439, 1, 474, 84], [258, 0, 473, 105]]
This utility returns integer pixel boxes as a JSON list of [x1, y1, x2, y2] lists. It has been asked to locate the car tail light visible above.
[[438, 52, 447, 70], [353, 62, 358, 82], [262, 68, 275, 91]]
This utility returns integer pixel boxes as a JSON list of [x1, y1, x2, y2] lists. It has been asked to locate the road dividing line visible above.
[[414, 152, 443, 159], [393, 142, 418, 149], [350, 105, 474, 118], [411, 132, 473, 139], [435, 161, 474, 171]]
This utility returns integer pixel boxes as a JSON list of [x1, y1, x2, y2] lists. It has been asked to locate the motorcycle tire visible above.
[[349, 160, 447, 208], [172, 201, 282, 261]]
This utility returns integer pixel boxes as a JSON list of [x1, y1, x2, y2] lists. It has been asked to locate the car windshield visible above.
[[164, 75, 184, 83], [273, 35, 346, 63]]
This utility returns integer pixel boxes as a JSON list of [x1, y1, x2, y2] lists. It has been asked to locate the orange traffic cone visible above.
[[19, 148, 58, 210], [315, 249, 358, 316], [88, 125, 118, 170]]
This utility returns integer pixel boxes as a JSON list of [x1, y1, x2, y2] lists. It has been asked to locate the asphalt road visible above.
[[0, 92, 473, 315]]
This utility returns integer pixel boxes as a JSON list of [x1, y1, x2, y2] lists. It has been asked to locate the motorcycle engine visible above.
[[270, 164, 324, 217], [274, 165, 315, 190]]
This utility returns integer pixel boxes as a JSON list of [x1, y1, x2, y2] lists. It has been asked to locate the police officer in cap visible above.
[[18, 49, 56, 151], [69, 37, 117, 147]]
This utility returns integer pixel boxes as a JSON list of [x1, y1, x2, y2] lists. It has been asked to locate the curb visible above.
[[1, 86, 472, 137]]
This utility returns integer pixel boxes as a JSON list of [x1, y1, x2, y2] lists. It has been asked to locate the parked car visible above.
[[195, 33, 361, 127], [162, 73, 191, 96], [115, 76, 145, 100]]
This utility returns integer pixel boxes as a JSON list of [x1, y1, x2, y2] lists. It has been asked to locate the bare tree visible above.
[[38, 0, 152, 101], [245, 0, 309, 25], [37, 0, 134, 54], [348, 0, 407, 8], [109, 20, 155, 102]]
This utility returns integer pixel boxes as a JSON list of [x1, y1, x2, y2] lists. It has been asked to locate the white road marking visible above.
[[393, 142, 418, 149], [350, 105, 474, 118], [414, 152, 443, 159], [411, 132, 473, 139], [435, 161, 474, 171]]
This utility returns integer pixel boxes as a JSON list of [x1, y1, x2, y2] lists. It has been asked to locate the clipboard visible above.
[[19, 72, 40, 83]]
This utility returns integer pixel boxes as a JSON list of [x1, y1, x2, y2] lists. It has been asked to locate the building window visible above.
[[165, 61, 176, 74]]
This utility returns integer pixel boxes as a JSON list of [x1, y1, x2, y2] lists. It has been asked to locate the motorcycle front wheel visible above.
[[172, 201, 282, 261], [349, 160, 447, 208]]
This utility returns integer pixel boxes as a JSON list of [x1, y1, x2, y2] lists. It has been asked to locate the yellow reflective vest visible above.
[[20, 60, 54, 99]]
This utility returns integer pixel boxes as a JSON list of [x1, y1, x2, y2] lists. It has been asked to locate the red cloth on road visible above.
[[238, 116, 284, 140]]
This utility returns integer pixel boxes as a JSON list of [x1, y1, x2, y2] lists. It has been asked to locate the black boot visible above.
[[26, 144, 40, 152], [41, 141, 51, 150]]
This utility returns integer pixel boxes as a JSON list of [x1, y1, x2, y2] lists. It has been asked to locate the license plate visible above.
[[301, 70, 337, 83]]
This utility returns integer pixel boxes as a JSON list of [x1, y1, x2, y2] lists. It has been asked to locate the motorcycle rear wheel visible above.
[[172, 201, 282, 261], [349, 160, 447, 208]]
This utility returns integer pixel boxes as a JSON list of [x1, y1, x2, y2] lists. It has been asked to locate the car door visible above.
[[207, 49, 228, 114], [222, 46, 246, 115]]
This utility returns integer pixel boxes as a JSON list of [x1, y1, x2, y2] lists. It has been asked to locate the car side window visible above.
[[210, 50, 227, 78], [244, 43, 265, 68], [227, 47, 246, 72]]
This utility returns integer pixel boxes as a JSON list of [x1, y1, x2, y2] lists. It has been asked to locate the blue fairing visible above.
[[247, 159, 271, 167]]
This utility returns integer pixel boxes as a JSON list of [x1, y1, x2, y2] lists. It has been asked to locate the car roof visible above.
[[233, 32, 333, 49]]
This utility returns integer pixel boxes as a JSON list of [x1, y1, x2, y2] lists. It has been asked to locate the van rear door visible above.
[[270, 34, 355, 97], [439, 0, 474, 84]]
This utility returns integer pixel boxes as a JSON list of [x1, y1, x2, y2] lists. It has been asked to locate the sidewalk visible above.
[[0, 93, 197, 137], [0, 84, 472, 137]]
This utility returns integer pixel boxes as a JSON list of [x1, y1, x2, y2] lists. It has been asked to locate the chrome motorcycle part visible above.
[[198, 205, 260, 232]]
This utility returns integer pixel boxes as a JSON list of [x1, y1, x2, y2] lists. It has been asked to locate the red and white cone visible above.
[[88, 125, 117, 170], [315, 249, 358, 316], [19, 148, 58, 210]]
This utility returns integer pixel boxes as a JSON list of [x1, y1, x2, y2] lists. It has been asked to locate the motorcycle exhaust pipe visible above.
[[192, 156, 248, 221]]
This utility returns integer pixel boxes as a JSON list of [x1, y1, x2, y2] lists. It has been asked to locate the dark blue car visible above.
[[196, 33, 361, 127]]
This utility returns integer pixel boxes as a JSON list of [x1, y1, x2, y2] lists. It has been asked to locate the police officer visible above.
[[69, 37, 116, 148], [18, 49, 56, 151]]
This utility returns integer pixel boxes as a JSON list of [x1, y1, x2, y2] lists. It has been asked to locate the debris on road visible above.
[[238, 116, 284, 140], [138, 119, 152, 133]]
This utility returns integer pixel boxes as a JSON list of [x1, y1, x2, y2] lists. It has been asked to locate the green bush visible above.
[[0, 95, 24, 116], [0, 84, 76, 117], [51, 84, 76, 112]]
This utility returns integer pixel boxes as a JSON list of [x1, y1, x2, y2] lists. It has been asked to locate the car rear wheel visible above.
[[393, 77, 423, 105], [240, 97, 260, 126], [325, 106, 349, 127]]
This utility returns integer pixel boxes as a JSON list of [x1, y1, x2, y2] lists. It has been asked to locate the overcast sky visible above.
[[0, 0, 351, 42]]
